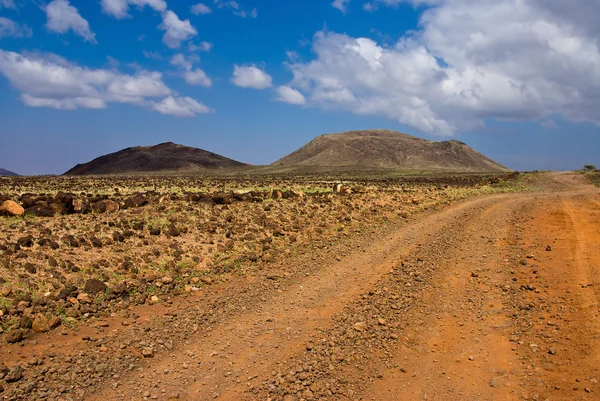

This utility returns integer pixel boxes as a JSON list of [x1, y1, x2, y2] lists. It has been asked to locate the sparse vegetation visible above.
[[0, 171, 532, 332], [581, 167, 600, 186]]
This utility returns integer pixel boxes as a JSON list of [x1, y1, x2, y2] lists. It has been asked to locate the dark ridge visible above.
[[0, 168, 19, 176], [64, 142, 248, 176]]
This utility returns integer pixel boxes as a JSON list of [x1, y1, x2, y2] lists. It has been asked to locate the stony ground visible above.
[[1, 172, 598, 401]]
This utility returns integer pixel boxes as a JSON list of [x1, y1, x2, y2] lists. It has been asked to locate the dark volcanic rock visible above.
[[64, 142, 248, 175], [5, 329, 25, 344], [84, 279, 108, 295]]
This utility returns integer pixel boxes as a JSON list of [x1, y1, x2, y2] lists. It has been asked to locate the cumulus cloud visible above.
[[152, 96, 212, 117], [45, 0, 96, 43], [231, 65, 272, 89], [284, 0, 600, 135], [331, 0, 350, 13], [191, 3, 211, 15], [0, 17, 32, 38], [170, 53, 212, 87], [159, 10, 197, 48], [0, 50, 210, 117], [101, 0, 167, 19], [188, 41, 213, 52], [276, 86, 306, 105]]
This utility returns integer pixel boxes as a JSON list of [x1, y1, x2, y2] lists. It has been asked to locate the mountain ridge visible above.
[[273, 129, 509, 172], [64, 142, 247, 175], [0, 168, 19, 176]]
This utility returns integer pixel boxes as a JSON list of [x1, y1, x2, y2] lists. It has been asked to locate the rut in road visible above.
[[87, 194, 522, 401]]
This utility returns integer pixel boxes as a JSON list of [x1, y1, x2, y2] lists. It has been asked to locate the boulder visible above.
[[72, 198, 90, 214], [92, 199, 120, 213], [32, 313, 50, 333], [212, 193, 234, 205], [0, 200, 24, 216], [83, 278, 108, 295], [124, 195, 149, 209], [5, 329, 25, 343], [24, 206, 55, 217]]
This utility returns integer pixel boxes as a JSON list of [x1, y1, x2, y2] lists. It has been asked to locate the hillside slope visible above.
[[0, 168, 19, 176], [64, 142, 247, 175], [273, 129, 509, 172]]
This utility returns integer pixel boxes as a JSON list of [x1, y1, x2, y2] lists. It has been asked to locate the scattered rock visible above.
[[32, 314, 50, 333], [92, 200, 120, 214], [49, 316, 62, 329], [4, 365, 23, 383], [354, 321, 367, 331], [84, 278, 108, 295], [5, 329, 24, 343], [0, 200, 24, 216], [142, 347, 154, 358]]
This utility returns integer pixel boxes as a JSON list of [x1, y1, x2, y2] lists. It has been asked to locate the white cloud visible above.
[[45, 0, 96, 43], [0, 17, 32, 38], [231, 65, 272, 89], [184, 69, 211, 87], [170, 53, 195, 70], [276, 86, 306, 105], [188, 41, 213, 52], [170, 53, 212, 87], [159, 10, 197, 48], [21, 94, 107, 109], [363, 0, 438, 11], [0, 50, 211, 117], [286, 51, 299, 62], [541, 120, 558, 130], [143, 50, 162, 60], [332, 0, 350, 13], [0, 0, 16, 9], [284, 0, 600, 135], [101, 0, 167, 19], [191, 3, 211, 15], [214, 0, 257, 18], [152, 96, 212, 117]]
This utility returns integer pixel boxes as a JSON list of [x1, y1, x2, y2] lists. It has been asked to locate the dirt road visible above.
[[2, 172, 600, 401]]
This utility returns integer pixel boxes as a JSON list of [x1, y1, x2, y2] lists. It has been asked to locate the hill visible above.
[[273, 129, 509, 172], [64, 142, 247, 175], [0, 168, 19, 176]]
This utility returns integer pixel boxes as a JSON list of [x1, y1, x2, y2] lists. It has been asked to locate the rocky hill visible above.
[[0, 168, 19, 176], [64, 142, 247, 175], [273, 129, 509, 172]]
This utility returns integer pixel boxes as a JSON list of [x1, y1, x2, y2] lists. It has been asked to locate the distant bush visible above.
[[584, 164, 597, 171]]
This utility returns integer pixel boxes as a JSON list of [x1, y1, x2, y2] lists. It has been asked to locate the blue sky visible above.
[[0, 0, 599, 175]]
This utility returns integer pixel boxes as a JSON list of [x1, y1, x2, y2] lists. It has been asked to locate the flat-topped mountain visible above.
[[64, 142, 247, 175], [0, 168, 19, 176], [273, 129, 509, 172]]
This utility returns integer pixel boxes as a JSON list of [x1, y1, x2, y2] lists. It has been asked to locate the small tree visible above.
[[584, 164, 597, 171]]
